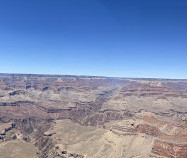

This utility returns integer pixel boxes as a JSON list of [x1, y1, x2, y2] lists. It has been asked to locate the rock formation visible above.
[[0, 73, 186, 158]]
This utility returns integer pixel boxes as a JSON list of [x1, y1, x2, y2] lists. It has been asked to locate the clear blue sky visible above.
[[0, 0, 187, 78]]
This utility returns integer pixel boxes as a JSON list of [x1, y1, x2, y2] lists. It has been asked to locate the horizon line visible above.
[[0, 72, 187, 81]]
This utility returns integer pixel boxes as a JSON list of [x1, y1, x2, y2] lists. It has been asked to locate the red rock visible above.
[[152, 139, 187, 158]]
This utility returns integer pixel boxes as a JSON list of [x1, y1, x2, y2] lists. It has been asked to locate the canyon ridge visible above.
[[0, 73, 186, 158]]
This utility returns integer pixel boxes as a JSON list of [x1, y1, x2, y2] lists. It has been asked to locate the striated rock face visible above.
[[152, 140, 187, 158], [136, 124, 163, 137], [81, 111, 123, 126], [12, 118, 56, 158], [0, 73, 187, 158]]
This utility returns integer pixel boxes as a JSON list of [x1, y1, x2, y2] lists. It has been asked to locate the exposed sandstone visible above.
[[152, 139, 187, 158], [0, 74, 187, 158]]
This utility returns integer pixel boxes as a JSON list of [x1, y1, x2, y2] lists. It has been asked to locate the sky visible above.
[[0, 0, 187, 79]]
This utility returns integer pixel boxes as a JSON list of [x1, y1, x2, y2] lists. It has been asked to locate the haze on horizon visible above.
[[0, 0, 187, 79]]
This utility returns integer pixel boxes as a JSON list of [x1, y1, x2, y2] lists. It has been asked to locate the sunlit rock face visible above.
[[0, 73, 186, 158]]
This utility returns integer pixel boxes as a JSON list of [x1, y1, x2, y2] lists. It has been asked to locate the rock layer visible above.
[[0, 73, 187, 158]]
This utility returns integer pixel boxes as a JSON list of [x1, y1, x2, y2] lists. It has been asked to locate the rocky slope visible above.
[[0, 73, 186, 158]]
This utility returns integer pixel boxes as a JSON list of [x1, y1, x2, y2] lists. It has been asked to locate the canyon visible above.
[[0, 73, 186, 158]]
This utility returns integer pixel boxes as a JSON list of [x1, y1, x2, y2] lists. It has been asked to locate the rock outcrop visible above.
[[0, 73, 187, 158]]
